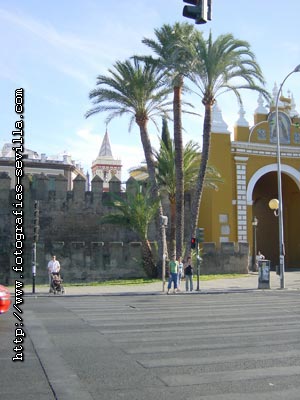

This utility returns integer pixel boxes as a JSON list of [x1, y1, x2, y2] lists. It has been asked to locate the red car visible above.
[[0, 285, 11, 314]]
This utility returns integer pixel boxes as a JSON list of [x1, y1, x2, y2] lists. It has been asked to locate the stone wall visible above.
[[31, 241, 151, 284], [0, 172, 249, 284], [201, 242, 249, 274]]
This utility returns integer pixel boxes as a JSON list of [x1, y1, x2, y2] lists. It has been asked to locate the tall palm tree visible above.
[[86, 58, 173, 270], [155, 138, 222, 256], [100, 185, 160, 277], [140, 22, 202, 258], [186, 32, 270, 255], [131, 125, 223, 257]]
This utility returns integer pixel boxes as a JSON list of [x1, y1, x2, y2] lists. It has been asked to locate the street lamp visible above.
[[274, 64, 300, 289], [268, 198, 279, 216], [252, 216, 258, 271]]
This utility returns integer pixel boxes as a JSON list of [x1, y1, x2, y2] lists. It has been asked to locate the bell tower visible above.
[[91, 128, 122, 191]]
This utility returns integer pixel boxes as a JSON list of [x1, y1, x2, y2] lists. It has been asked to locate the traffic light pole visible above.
[[196, 240, 200, 292], [195, 228, 204, 291], [196, 239, 200, 291], [32, 200, 39, 294], [32, 242, 36, 294], [160, 216, 168, 292]]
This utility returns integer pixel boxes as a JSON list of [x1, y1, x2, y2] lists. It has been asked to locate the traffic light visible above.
[[182, 0, 212, 24], [196, 228, 204, 243], [33, 200, 39, 242], [191, 237, 196, 249]]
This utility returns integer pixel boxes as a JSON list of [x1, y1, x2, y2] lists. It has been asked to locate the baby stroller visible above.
[[51, 273, 65, 294]]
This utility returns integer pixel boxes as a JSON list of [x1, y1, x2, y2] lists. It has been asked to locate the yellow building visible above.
[[200, 88, 300, 269]]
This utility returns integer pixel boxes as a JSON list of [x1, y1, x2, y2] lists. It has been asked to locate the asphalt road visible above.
[[1, 290, 300, 400]]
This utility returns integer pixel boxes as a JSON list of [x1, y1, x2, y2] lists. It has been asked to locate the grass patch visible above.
[[67, 274, 247, 286], [18, 274, 249, 290], [198, 273, 248, 281], [67, 278, 160, 287]]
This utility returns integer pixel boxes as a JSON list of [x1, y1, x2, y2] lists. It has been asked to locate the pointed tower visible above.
[[91, 129, 122, 191]]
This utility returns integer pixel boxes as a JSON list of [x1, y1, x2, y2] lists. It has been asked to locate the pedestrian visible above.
[[47, 255, 61, 292], [177, 256, 184, 290], [255, 250, 265, 271], [167, 255, 178, 294], [184, 256, 193, 292]]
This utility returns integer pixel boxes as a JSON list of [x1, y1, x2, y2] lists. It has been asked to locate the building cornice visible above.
[[231, 141, 300, 158]]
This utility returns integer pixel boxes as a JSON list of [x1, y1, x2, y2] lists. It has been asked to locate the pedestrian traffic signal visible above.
[[182, 0, 211, 24], [34, 200, 39, 223], [191, 237, 196, 249], [196, 228, 204, 243], [34, 226, 39, 242]]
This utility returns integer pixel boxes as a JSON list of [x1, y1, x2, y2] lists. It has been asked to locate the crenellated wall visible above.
[[0, 172, 249, 284]]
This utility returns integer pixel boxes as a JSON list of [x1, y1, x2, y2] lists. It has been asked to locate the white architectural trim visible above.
[[247, 163, 300, 204], [234, 157, 248, 242]]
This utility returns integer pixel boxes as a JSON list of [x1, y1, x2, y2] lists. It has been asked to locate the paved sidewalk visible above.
[[24, 270, 300, 297]]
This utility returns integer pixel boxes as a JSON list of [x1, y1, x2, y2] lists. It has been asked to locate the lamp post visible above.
[[269, 198, 280, 276], [160, 215, 168, 292], [252, 216, 258, 272], [274, 64, 300, 289]]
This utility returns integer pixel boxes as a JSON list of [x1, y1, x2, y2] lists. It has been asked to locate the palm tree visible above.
[[155, 138, 222, 256], [86, 58, 173, 269], [186, 32, 271, 255], [100, 185, 160, 277], [131, 120, 223, 257], [140, 22, 202, 258]]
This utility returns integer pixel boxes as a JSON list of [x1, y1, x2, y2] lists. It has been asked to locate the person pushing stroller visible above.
[[47, 255, 60, 293]]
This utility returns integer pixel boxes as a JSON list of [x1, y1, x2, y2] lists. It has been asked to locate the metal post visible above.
[[32, 242, 36, 294], [160, 216, 168, 292], [196, 240, 200, 291], [274, 64, 300, 289], [32, 200, 39, 294], [162, 224, 166, 292], [252, 217, 258, 272]]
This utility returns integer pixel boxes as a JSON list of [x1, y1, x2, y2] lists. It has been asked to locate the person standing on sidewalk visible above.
[[255, 251, 265, 271], [184, 256, 193, 292], [177, 256, 184, 290], [167, 255, 178, 294]]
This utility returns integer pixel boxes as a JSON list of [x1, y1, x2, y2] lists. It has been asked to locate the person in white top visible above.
[[255, 251, 265, 271], [177, 256, 184, 290], [47, 255, 60, 291]]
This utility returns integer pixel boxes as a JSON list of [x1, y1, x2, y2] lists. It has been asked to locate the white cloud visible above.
[[0, 8, 91, 53]]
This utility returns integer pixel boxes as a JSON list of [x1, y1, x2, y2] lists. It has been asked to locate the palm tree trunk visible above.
[[188, 103, 213, 255], [169, 196, 176, 256], [173, 80, 184, 257], [137, 118, 165, 272], [141, 239, 157, 278]]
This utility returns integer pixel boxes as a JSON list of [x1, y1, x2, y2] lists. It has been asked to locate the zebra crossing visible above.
[[53, 291, 300, 399]]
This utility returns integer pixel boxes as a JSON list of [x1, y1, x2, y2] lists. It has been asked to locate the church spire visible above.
[[91, 127, 122, 191], [98, 127, 113, 158]]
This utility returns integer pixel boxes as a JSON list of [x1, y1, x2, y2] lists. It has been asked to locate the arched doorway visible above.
[[252, 172, 300, 269]]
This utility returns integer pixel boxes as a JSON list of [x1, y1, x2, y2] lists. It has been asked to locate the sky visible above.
[[1, 0, 300, 182]]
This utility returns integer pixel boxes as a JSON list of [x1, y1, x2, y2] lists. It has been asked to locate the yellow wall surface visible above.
[[199, 131, 236, 245], [199, 104, 300, 267]]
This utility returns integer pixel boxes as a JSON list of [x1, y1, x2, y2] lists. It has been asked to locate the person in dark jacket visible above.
[[184, 256, 193, 292]]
